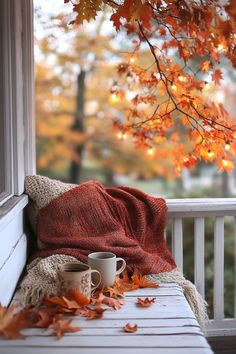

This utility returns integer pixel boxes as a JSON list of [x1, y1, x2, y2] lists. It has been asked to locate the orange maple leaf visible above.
[[49, 318, 80, 340], [136, 297, 156, 307], [65, 290, 90, 306], [132, 272, 159, 288], [72, 0, 102, 25], [123, 323, 138, 333], [0, 304, 25, 339], [104, 286, 125, 298], [44, 295, 68, 308], [114, 270, 139, 292], [211, 69, 223, 85], [217, 158, 234, 171], [85, 307, 106, 320], [95, 292, 124, 310], [24, 307, 58, 328], [200, 60, 212, 73]]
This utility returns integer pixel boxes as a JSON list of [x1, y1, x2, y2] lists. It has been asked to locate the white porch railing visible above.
[[166, 198, 236, 337]]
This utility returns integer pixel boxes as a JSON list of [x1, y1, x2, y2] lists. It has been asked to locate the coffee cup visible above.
[[88, 252, 126, 288], [57, 262, 101, 300]]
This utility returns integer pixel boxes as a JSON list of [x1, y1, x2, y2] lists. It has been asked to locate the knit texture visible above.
[[20, 255, 79, 305], [26, 176, 176, 275]]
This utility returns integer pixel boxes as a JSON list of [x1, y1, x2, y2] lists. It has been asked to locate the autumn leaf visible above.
[[0, 304, 25, 339], [123, 323, 138, 333], [24, 307, 58, 328], [85, 307, 106, 320], [136, 297, 156, 307], [105, 286, 125, 298], [44, 295, 68, 308], [62, 297, 83, 310], [211, 69, 223, 85], [49, 318, 80, 340], [57, 0, 236, 178], [217, 158, 234, 171], [96, 293, 124, 310], [200, 60, 212, 73], [65, 290, 90, 306], [72, 0, 103, 25], [132, 272, 159, 288]]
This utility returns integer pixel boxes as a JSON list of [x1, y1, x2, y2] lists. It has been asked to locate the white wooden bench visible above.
[[0, 196, 214, 353], [0, 283, 213, 354]]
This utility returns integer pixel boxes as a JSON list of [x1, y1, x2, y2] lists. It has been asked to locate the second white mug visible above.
[[88, 252, 126, 288]]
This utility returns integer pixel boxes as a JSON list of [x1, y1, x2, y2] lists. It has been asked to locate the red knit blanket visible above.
[[33, 181, 176, 274]]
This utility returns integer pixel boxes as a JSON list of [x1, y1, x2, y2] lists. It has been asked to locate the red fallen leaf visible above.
[[49, 318, 80, 340], [74, 306, 90, 316], [114, 280, 139, 293], [65, 290, 90, 306], [23, 307, 58, 328], [44, 296, 68, 308], [0, 304, 25, 339], [95, 292, 124, 310], [123, 323, 138, 333], [136, 297, 156, 307], [61, 297, 82, 310], [211, 69, 223, 85], [132, 271, 159, 288], [114, 270, 139, 292], [104, 286, 125, 298], [85, 307, 106, 320]]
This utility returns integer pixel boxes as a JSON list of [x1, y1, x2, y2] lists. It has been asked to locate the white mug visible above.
[[58, 262, 101, 300], [88, 252, 126, 288]]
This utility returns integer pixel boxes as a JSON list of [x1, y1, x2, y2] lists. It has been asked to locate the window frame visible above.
[[0, 0, 35, 206]]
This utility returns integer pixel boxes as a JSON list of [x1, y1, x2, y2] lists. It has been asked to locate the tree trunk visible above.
[[69, 70, 86, 183], [104, 169, 115, 186], [221, 171, 230, 197]]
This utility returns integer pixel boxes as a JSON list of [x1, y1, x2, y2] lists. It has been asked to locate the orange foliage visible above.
[[62, 0, 236, 172], [136, 297, 156, 307]]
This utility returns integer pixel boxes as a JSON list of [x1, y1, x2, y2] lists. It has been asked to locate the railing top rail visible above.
[[166, 198, 236, 216]]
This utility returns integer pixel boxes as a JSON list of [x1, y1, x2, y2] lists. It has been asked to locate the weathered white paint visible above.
[[167, 200, 236, 335], [214, 216, 224, 320], [0, 287, 213, 354], [167, 198, 236, 217], [0, 234, 27, 306], [0, 0, 35, 199], [171, 218, 183, 271], [0, 0, 24, 196], [0, 211, 23, 269], [0, 348, 214, 354], [0, 195, 28, 232], [21, 0, 36, 175], [235, 216, 236, 318], [194, 217, 205, 298]]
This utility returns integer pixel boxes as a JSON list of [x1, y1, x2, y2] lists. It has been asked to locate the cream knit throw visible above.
[[19, 255, 208, 330]]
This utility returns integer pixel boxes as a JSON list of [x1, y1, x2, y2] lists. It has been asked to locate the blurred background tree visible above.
[[34, 0, 236, 319]]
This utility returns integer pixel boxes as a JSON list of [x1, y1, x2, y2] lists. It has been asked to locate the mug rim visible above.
[[88, 251, 116, 260], [59, 262, 90, 273]]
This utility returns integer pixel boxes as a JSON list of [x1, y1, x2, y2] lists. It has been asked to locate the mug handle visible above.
[[116, 258, 126, 275], [90, 270, 101, 291]]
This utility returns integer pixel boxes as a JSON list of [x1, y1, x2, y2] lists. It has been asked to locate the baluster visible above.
[[194, 217, 205, 298], [234, 216, 236, 317], [172, 218, 183, 272], [214, 216, 224, 320]]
